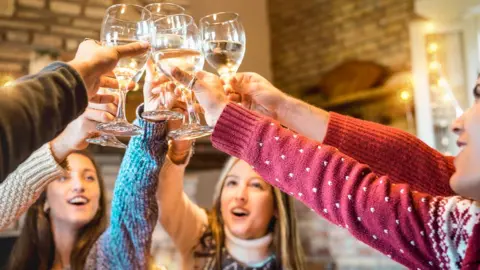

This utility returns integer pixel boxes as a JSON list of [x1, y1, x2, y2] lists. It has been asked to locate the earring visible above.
[[43, 201, 50, 213]]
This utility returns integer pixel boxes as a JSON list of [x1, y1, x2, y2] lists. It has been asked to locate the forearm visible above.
[[277, 95, 330, 143], [158, 156, 208, 254], [0, 62, 88, 181], [324, 112, 455, 196], [211, 103, 473, 269], [0, 144, 63, 230], [88, 119, 168, 269]]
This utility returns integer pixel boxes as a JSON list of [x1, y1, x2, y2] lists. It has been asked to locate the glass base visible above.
[[142, 110, 183, 122], [86, 135, 127, 149], [97, 119, 142, 137], [168, 124, 213, 141]]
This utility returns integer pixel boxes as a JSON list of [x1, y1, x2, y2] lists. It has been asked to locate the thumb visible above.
[[230, 73, 252, 94], [115, 41, 150, 58]]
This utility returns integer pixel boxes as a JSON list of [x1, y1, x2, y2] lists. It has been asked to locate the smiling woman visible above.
[[156, 154, 305, 270], [7, 151, 108, 270]]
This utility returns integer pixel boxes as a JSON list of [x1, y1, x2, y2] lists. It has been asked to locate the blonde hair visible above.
[[209, 157, 305, 270]]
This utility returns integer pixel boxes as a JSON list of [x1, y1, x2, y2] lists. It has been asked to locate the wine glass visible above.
[[144, 2, 185, 20], [151, 14, 213, 140], [97, 4, 152, 137], [199, 12, 246, 84], [141, 2, 186, 122]]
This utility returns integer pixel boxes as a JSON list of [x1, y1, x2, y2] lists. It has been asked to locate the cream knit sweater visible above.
[[0, 143, 64, 231]]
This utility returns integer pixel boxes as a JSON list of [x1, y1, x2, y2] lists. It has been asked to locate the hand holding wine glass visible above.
[[172, 68, 227, 127], [226, 72, 288, 120], [50, 100, 118, 162], [69, 39, 150, 100], [150, 14, 212, 140], [143, 66, 181, 118], [96, 4, 152, 137]]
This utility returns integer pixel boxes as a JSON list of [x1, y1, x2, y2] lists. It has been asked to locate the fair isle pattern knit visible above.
[[428, 197, 480, 269], [85, 119, 168, 269], [211, 103, 480, 270], [0, 143, 64, 230]]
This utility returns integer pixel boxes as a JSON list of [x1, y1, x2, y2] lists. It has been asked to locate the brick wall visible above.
[[268, 0, 416, 97], [268, 0, 415, 268], [0, 0, 190, 76]]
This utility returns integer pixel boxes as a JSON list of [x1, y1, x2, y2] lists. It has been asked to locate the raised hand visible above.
[[172, 68, 227, 126], [50, 97, 118, 162], [226, 72, 288, 119], [68, 39, 150, 99], [143, 59, 179, 114]]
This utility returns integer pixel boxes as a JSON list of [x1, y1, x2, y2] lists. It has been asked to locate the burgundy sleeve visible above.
[[211, 103, 480, 270], [324, 112, 455, 196]]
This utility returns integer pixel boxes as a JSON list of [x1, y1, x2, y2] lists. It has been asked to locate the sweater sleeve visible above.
[[157, 157, 209, 255], [211, 103, 480, 270], [0, 143, 64, 231], [0, 62, 88, 181], [85, 118, 168, 269], [324, 112, 455, 196]]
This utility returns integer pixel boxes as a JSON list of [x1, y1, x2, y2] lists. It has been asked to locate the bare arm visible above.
[[157, 152, 208, 255]]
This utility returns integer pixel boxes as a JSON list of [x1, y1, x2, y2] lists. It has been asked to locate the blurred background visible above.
[[1, 0, 479, 269]]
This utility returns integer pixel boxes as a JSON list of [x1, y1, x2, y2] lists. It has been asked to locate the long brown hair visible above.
[[7, 150, 108, 270], [210, 157, 305, 269]]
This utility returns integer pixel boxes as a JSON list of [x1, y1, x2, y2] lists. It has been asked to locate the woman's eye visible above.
[[86, 175, 96, 182], [251, 182, 264, 190], [58, 176, 69, 182], [225, 180, 237, 187]]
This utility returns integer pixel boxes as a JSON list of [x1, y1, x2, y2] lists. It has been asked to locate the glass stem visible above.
[[116, 82, 129, 122], [182, 87, 201, 126]]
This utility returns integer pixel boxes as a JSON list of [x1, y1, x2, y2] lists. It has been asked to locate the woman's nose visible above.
[[452, 113, 465, 135]]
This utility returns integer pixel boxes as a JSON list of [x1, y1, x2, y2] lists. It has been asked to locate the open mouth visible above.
[[67, 196, 89, 206], [231, 208, 249, 217], [457, 141, 467, 150]]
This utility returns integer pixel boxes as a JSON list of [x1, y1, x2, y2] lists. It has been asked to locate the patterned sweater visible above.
[[0, 118, 167, 269], [211, 103, 480, 270]]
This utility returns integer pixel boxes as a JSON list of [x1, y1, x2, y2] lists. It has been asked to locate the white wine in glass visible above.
[[151, 14, 212, 140], [200, 12, 246, 83], [204, 40, 244, 80], [141, 3, 186, 122]]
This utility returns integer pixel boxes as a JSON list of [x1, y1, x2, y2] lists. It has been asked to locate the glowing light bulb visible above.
[[438, 78, 449, 88], [428, 43, 438, 53], [426, 23, 435, 32], [4, 80, 14, 87], [400, 90, 410, 101], [429, 61, 441, 70], [120, 5, 126, 14]]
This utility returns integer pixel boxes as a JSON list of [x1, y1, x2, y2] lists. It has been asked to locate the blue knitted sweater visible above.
[[85, 118, 167, 269]]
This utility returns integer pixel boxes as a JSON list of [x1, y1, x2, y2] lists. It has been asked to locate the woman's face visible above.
[[220, 160, 275, 240], [451, 78, 480, 201], [46, 153, 101, 230]]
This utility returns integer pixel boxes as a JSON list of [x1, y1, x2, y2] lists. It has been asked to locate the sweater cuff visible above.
[[211, 103, 264, 158], [134, 117, 167, 157], [323, 112, 349, 148], [18, 144, 65, 191], [46, 62, 88, 114]]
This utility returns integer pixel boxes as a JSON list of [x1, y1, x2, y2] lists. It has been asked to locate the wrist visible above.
[[210, 102, 228, 126], [68, 60, 94, 97], [276, 94, 295, 123], [49, 136, 73, 165], [167, 148, 191, 165]]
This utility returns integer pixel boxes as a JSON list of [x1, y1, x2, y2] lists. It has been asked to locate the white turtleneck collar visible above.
[[224, 227, 274, 266]]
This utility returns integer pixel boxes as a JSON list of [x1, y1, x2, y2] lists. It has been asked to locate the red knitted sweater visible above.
[[211, 103, 480, 270], [324, 112, 455, 196]]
